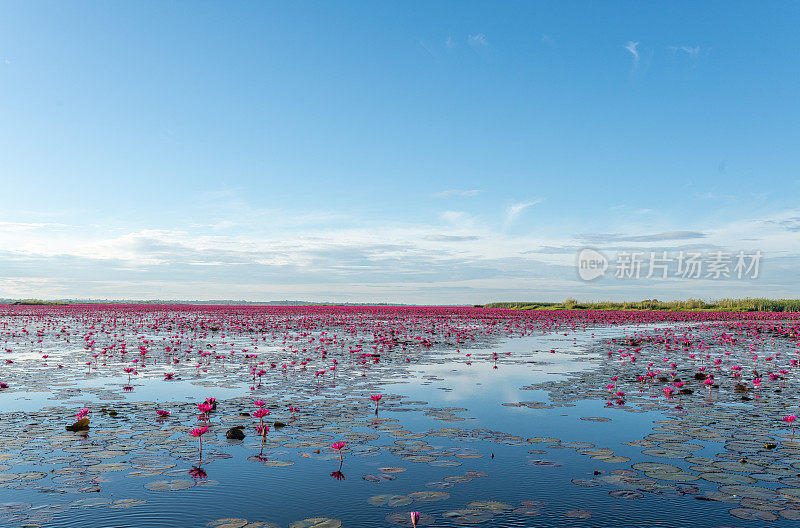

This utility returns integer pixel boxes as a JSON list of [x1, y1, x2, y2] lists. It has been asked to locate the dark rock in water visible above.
[[226, 427, 245, 440], [66, 418, 90, 431], [693, 372, 707, 380], [679, 388, 693, 395], [239, 412, 251, 417], [734, 383, 750, 393], [273, 421, 286, 428]]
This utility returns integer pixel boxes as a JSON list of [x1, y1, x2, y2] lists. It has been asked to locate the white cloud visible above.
[[2, 194, 800, 302], [429, 189, 482, 198], [440, 211, 470, 225], [667, 45, 703, 58], [680, 46, 700, 57], [468, 34, 488, 47], [624, 41, 640, 65], [505, 200, 543, 226], [0, 221, 66, 232]]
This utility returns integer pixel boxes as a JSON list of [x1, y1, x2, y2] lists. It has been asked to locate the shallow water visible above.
[[0, 307, 798, 527]]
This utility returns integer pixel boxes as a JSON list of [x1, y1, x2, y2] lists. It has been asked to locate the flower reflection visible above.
[[189, 466, 207, 480]]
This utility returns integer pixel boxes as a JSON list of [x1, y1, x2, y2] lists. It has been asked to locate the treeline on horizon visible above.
[[8, 300, 69, 306], [481, 298, 800, 312]]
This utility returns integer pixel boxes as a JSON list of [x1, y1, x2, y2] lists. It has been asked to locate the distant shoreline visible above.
[[2, 297, 799, 312], [0, 299, 408, 306], [481, 298, 800, 312]]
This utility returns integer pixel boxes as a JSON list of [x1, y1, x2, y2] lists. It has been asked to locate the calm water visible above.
[[0, 312, 797, 527]]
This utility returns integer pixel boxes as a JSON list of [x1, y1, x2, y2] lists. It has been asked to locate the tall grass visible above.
[[481, 298, 800, 312]]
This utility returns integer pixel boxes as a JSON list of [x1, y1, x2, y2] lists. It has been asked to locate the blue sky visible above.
[[1, 1, 799, 302]]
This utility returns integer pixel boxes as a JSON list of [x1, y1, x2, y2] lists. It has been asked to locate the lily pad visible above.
[[288, 518, 342, 528], [207, 519, 249, 528], [144, 480, 195, 491], [367, 494, 413, 507], [442, 509, 493, 524], [729, 508, 778, 521], [465, 501, 512, 513], [609, 490, 643, 499], [408, 491, 450, 502]]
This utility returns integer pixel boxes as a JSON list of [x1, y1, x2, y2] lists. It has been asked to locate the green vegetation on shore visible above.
[[10, 299, 68, 306], [481, 298, 800, 312]]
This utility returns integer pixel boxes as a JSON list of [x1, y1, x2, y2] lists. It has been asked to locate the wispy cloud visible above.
[[429, 189, 482, 198], [667, 45, 704, 58], [424, 234, 482, 242], [0, 221, 66, 232], [2, 207, 800, 302], [624, 41, 640, 66], [767, 216, 800, 232], [680, 46, 700, 57], [577, 231, 707, 244], [505, 200, 542, 226], [468, 34, 488, 48], [695, 191, 736, 201], [440, 211, 470, 225]]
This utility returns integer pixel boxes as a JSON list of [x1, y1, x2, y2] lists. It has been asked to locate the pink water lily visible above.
[[190, 426, 209, 460], [784, 414, 797, 436], [197, 402, 214, 420], [331, 440, 346, 465], [370, 394, 382, 414]]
